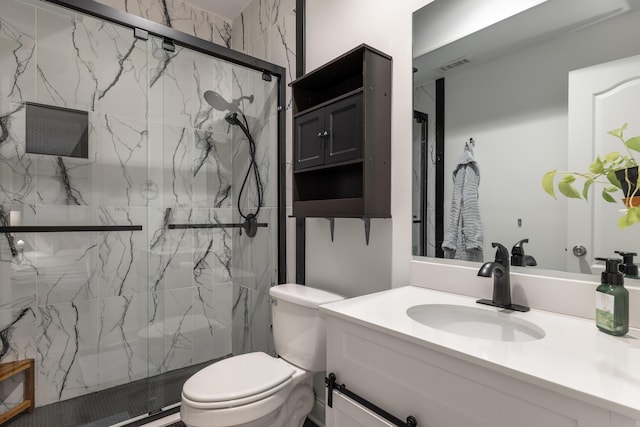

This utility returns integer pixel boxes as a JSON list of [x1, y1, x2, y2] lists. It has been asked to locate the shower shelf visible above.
[[0, 225, 143, 233], [168, 223, 268, 229]]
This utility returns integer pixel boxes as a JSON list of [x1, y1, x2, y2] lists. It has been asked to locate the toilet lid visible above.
[[182, 352, 294, 405]]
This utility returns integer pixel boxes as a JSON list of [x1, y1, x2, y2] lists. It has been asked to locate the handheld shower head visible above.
[[204, 90, 255, 114], [204, 90, 234, 112], [224, 112, 241, 126]]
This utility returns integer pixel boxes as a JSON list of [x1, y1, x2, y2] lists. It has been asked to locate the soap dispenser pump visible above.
[[594, 258, 629, 336]]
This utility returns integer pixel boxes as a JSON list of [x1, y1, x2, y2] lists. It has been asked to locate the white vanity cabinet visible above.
[[322, 288, 640, 427]]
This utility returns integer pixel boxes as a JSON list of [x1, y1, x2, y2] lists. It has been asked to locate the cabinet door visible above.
[[294, 109, 325, 170], [325, 94, 363, 165]]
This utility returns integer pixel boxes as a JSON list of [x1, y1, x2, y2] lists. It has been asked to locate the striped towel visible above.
[[442, 145, 484, 262]]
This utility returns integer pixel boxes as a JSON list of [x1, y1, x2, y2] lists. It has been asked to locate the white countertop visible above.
[[320, 285, 640, 419]]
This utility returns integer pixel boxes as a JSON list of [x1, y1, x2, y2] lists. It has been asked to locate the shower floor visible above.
[[162, 417, 319, 427], [5, 359, 216, 427]]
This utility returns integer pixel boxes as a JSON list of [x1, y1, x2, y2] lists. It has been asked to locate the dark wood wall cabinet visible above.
[[291, 44, 392, 218]]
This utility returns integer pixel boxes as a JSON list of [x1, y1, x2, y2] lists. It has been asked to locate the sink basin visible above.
[[406, 304, 545, 342]]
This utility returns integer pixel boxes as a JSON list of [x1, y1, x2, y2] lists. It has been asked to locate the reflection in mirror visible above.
[[412, 0, 640, 280]]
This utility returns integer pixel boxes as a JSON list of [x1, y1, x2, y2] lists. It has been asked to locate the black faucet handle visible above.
[[491, 242, 510, 268], [614, 251, 639, 276], [511, 238, 529, 256], [511, 239, 533, 267]]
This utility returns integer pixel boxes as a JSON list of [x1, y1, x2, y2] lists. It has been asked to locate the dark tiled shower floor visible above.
[[5, 360, 214, 427], [165, 418, 319, 427]]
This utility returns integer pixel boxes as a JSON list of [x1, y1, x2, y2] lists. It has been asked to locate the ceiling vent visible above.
[[436, 56, 472, 73]]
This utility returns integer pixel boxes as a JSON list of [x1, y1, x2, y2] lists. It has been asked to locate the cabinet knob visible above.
[[323, 130, 329, 136], [317, 132, 323, 137]]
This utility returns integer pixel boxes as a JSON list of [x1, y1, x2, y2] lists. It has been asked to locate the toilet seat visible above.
[[181, 352, 294, 410]]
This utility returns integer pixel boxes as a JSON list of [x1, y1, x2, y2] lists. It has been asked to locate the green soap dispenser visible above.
[[595, 258, 629, 336]]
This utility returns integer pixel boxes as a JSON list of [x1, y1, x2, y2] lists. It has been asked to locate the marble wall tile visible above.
[[193, 129, 233, 209], [231, 13, 246, 53], [191, 208, 232, 288], [149, 41, 193, 128], [147, 208, 194, 299], [35, 154, 96, 206], [147, 287, 193, 374], [1, 206, 37, 311], [162, 124, 194, 208], [96, 293, 148, 389], [96, 0, 231, 47], [95, 114, 148, 207], [213, 16, 233, 48], [0, 100, 35, 206], [232, 208, 276, 294], [96, 0, 151, 19], [96, 207, 148, 298], [148, 38, 234, 134], [0, 374, 24, 415], [249, 33, 270, 63], [192, 283, 232, 364], [0, 0, 36, 103], [36, 299, 99, 405], [0, 306, 37, 362], [269, 8, 295, 111], [231, 284, 274, 356], [36, 5, 147, 119], [242, 0, 271, 49]]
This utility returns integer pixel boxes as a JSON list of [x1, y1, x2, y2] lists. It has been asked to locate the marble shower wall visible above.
[[0, 0, 279, 410], [97, 0, 233, 47], [230, 0, 296, 356]]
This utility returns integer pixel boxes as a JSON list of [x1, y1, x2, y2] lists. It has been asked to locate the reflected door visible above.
[[567, 54, 640, 274]]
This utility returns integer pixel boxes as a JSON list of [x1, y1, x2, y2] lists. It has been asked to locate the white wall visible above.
[[304, 0, 430, 298], [303, 0, 551, 297]]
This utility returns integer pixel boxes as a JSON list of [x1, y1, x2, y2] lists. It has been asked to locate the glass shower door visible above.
[[143, 34, 280, 414]]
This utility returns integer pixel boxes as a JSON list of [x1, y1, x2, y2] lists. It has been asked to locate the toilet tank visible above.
[[269, 284, 344, 372]]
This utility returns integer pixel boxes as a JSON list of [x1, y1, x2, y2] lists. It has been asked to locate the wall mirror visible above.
[[412, 0, 640, 280]]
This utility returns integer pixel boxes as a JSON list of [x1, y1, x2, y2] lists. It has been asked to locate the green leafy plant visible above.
[[542, 123, 640, 229]]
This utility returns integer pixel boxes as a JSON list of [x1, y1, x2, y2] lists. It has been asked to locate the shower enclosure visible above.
[[0, 0, 285, 425]]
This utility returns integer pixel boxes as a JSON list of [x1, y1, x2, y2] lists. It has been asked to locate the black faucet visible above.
[[511, 238, 537, 267], [615, 251, 639, 278], [477, 242, 530, 312]]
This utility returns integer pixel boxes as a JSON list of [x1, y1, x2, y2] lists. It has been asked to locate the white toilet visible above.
[[180, 284, 344, 427]]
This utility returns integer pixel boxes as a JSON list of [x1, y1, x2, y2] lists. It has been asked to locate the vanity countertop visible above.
[[320, 285, 640, 419]]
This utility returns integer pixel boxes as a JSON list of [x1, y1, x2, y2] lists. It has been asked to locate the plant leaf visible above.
[[602, 190, 616, 203], [603, 152, 622, 164], [589, 158, 604, 174], [625, 136, 640, 153], [607, 170, 622, 188], [560, 174, 576, 183], [608, 123, 628, 139], [618, 211, 632, 229], [582, 180, 594, 200], [558, 181, 582, 199], [542, 170, 558, 198], [618, 206, 640, 229]]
